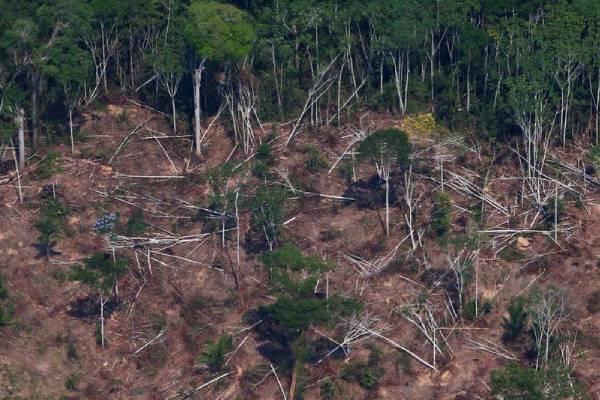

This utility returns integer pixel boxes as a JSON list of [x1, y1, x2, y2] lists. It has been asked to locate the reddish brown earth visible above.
[[1, 102, 600, 399]]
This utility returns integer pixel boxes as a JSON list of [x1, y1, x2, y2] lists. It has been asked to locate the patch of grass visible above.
[[66, 341, 78, 361]]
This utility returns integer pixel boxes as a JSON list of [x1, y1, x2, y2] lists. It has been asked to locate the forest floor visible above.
[[1, 101, 600, 399]]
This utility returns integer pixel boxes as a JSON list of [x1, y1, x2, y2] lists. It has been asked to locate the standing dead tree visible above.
[[447, 249, 478, 315], [400, 161, 422, 252], [225, 73, 263, 155], [529, 289, 566, 369]]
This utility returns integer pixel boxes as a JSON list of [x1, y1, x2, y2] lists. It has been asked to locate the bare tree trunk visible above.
[[193, 60, 206, 156], [385, 178, 390, 237], [69, 108, 75, 156], [100, 292, 105, 349], [17, 107, 25, 169], [31, 74, 39, 147], [171, 95, 177, 135]]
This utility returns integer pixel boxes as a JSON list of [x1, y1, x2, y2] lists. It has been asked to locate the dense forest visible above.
[[1, 0, 600, 399], [3, 0, 600, 151]]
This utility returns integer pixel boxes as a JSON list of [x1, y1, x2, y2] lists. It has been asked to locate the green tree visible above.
[[184, 0, 255, 155]]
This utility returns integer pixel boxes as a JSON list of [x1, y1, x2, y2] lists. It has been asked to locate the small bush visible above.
[[502, 297, 528, 343], [252, 143, 275, 178], [246, 185, 287, 251], [542, 196, 565, 227], [34, 152, 63, 179], [498, 246, 525, 262], [305, 146, 329, 173], [34, 195, 68, 259], [586, 290, 600, 314], [65, 373, 79, 390], [125, 209, 146, 236], [66, 342, 78, 360], [431, 192, 451, 239], [0, 276, 9, 327], [463, 298, 493, 321], [587, 144, 600, 172], [340, 347, 385, 391], [320, 378, 337, 400], [198, 334, 233, 372]]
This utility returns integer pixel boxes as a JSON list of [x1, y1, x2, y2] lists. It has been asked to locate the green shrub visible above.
[[247, 185, 287, 251], [305, 146, 329, 173], [490, 363, 543, 399], [253, 143, 275, 178], [65, 373, 79, 390], [498, 246, 525, 262], [356, 129, 411, 168], [502, 297, 528, 343], [395, 351, 412, 375], [587, 290, 600, 314], [431, 192, 451, 239], [542, 196, 565, 227], [587, 144, 600, 171], [66, 342, 78, 360], [463, 298, 493, 321], [34, 152, 63, 179], [0, 277, 9, 327], [125, 209, 147, 236], [340, 346, 385, 391], [320, 378, 337, 400], [490, 362, 588, 400], [198, 334, 233, 372]]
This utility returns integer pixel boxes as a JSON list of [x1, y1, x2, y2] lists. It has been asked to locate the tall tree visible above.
[[184, 0, 255, 156]]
